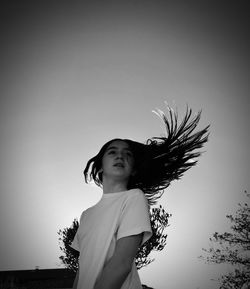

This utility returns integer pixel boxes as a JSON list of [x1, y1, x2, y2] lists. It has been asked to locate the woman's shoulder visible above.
[[129, 188, 144, 195], [123, 189, 150, 210], [126, 188, 146, 200]]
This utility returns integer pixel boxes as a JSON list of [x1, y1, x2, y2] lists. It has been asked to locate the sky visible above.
[[0, 1, 249, 288]]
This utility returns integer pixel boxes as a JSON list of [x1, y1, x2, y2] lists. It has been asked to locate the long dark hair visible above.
[[84, 106, 210, 205]]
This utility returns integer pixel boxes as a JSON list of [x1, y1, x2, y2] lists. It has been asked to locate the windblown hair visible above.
[[84, 105, 210, 205]]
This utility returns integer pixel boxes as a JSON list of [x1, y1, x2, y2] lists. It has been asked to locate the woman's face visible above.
[[101, 140, 135, 183]]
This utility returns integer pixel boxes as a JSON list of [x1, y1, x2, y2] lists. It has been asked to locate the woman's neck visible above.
[[102, 178, 128, 194]]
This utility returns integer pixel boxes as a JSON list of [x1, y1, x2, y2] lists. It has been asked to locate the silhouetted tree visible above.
[[58, 218, 79, 272], [58, 204, 170, 272], [135, 205, 170, 269], [200, 191, 250, 289]]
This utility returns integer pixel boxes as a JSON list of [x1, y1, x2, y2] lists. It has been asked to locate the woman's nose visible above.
[[116, 152, 124, 159]]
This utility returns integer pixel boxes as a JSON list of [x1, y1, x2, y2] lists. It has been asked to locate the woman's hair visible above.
[[84, 106, 210, 205]]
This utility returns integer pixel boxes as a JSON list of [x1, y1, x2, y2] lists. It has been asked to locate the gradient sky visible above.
[[0, 1, 249, 289]]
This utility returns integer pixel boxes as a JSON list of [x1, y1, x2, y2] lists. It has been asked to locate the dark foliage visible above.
[[58, 219, 79, 273], [135, 205, 170, 269], [58, 205, 171, 272], [200, 191, 250, 289]]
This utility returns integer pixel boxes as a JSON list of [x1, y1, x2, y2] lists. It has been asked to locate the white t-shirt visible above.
[[71, 188, 152, 289]]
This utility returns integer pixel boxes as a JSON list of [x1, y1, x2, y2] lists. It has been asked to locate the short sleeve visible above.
[[70, 229, 80, 252], [70, 212, 84, 252], [117, 189, 152, 245]]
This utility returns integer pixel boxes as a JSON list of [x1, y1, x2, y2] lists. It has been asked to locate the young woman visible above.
[[71, 106, 209, 289]]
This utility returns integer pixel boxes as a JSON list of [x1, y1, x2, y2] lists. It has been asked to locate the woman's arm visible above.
[[72, 266, 79, 289], [94, 233, 142, 289]]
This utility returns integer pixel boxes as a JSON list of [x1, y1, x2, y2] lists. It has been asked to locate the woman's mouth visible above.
[[114, 163, 124, 168]]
